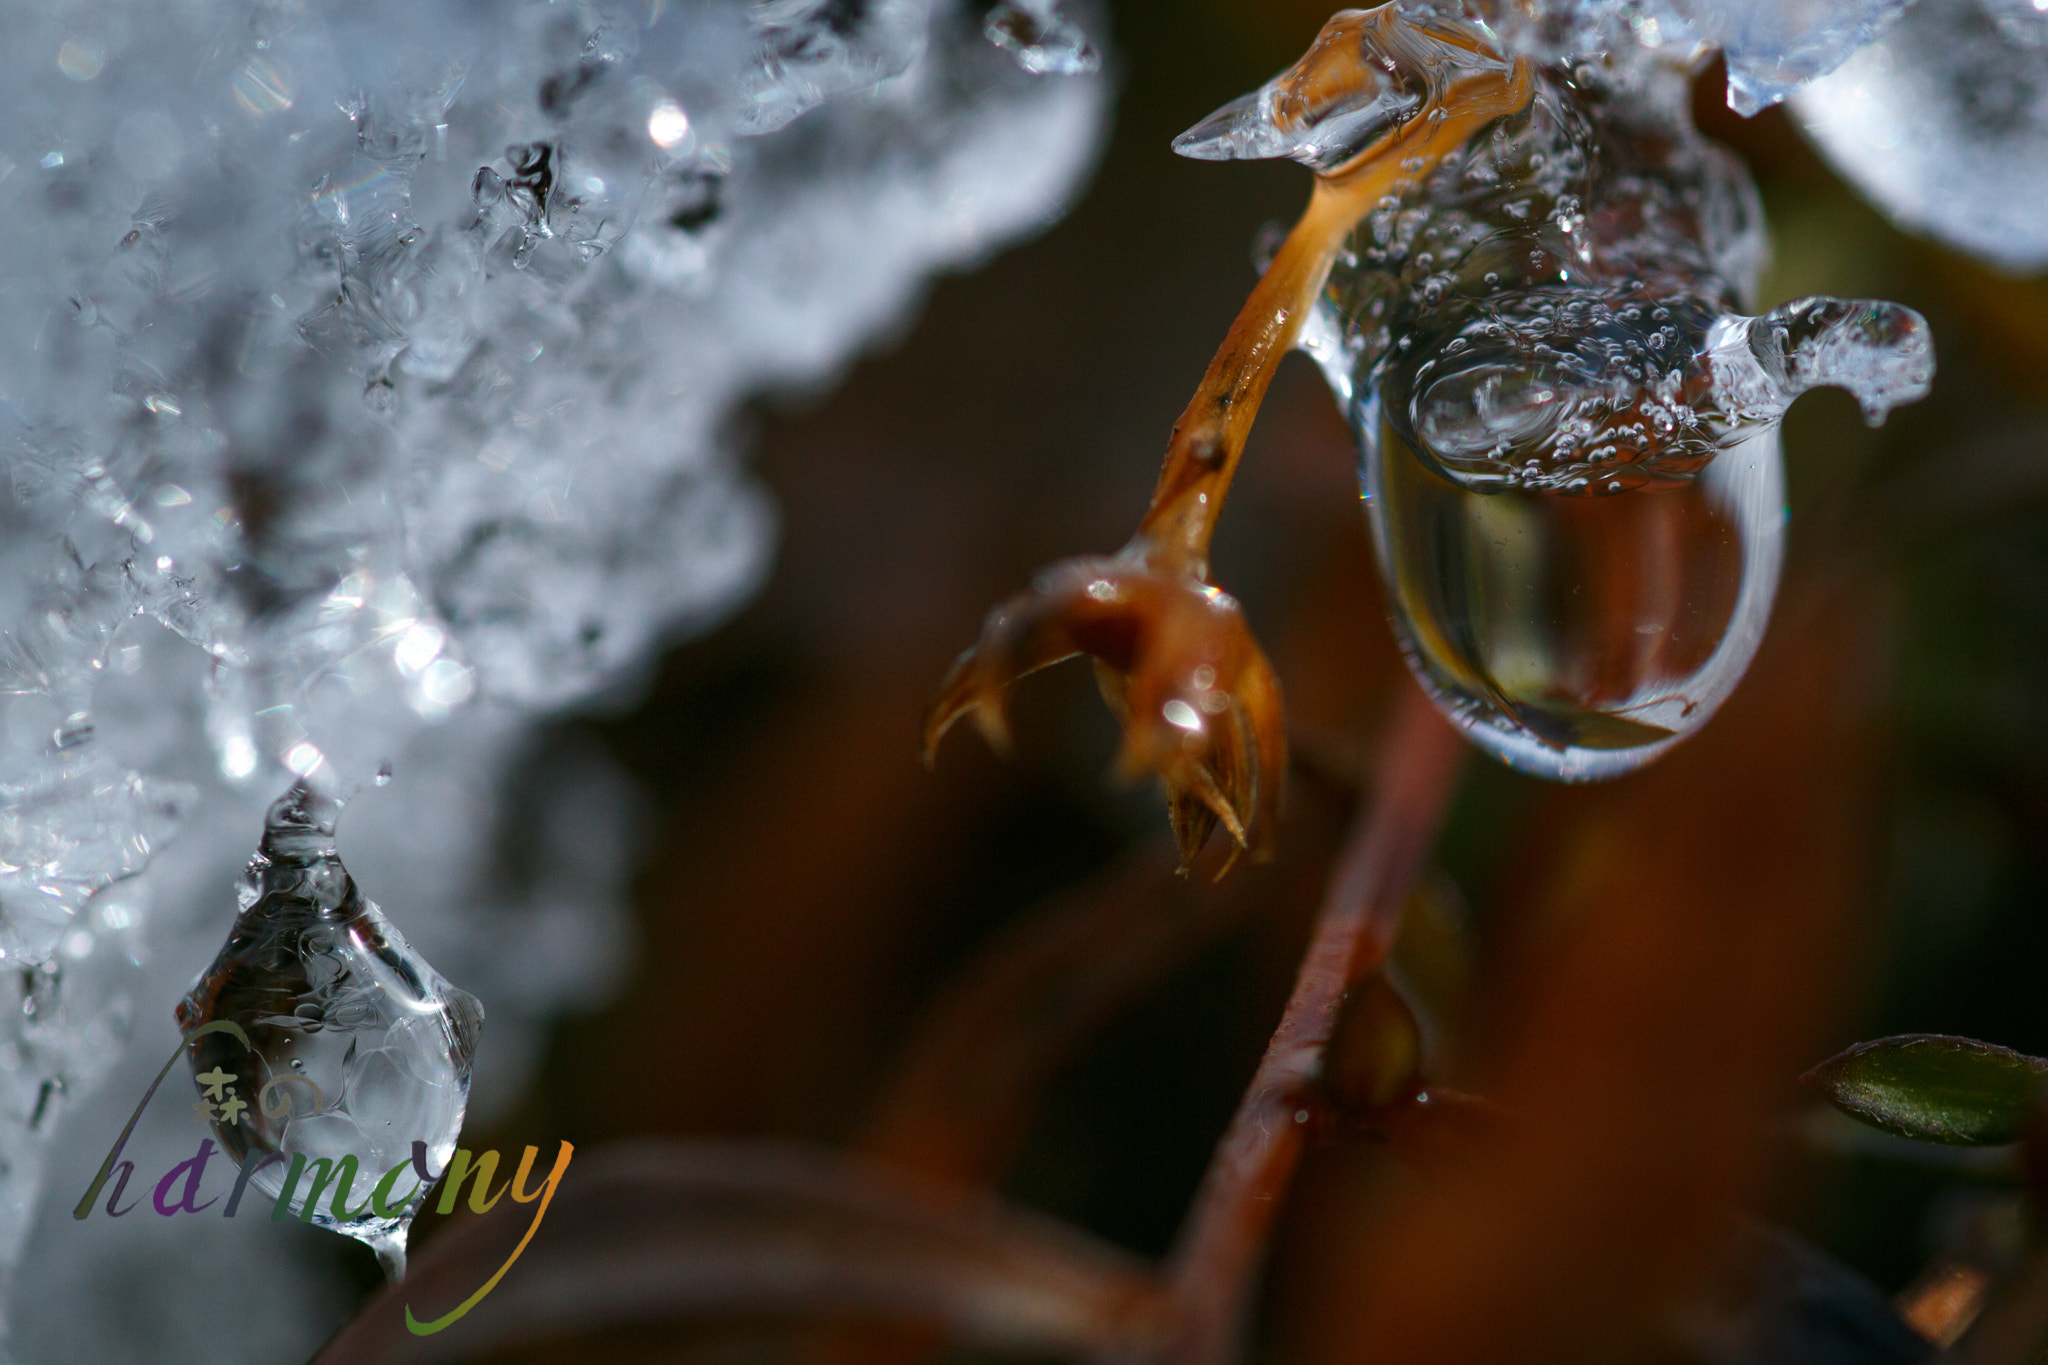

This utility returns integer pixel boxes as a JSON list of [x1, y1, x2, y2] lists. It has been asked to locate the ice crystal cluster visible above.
[[1796, 0, 2048, 271], [1504, 0, 1918, 116], [1527, 0, 2048, 270], [0, 0, 1107, 1356]]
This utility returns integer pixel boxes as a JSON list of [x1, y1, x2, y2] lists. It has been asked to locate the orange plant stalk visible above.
[[926, 9, 1533, 869]]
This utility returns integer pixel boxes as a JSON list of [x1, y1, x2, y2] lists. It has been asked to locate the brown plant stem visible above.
[[1135, 52, 1537, 573], [308, 1140, 1168, 1365], [1160, 683, 1465, 1365], [803, 775, 1359, 1365]]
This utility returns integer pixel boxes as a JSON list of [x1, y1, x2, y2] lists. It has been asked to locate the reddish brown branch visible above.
[[1160, 684, 1465, 1365]]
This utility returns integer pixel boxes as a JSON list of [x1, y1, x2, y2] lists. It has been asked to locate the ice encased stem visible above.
[[1246, 3, 1936, 780]]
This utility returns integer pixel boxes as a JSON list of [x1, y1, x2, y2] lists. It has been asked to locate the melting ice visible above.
[[1184, 1, 1933, 780], [177, 783, 480, 1278]]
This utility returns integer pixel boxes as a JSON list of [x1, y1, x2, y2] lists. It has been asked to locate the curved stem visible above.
[[1159, 684, 1465, 1365], [1135, 57, 1535, 570]]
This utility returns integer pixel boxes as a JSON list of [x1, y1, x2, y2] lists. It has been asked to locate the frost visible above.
[[1795, 0, 2048, 272], [1495, 0, 1914, 115], [0, 0, 1107, 1348]]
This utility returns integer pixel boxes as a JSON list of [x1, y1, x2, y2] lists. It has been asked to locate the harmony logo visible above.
[[73, 1020, 573, 1336]]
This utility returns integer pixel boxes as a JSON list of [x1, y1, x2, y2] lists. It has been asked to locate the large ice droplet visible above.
[[176, 783, 481, 1278], [1365, 402, 1784, 780], [1359, 293, 1926, 779], [1269, 6, 1931, 780]]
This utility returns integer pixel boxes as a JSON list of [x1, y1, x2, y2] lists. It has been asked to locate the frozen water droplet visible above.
[[1366, 404, 1784, 780], [1275, 3, 1930, 778], [984, 1, 1100, 76], [373, 762, 393, 787], [176, 783, 481, 1279]]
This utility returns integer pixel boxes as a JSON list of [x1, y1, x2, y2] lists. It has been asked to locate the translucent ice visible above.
[[985, 1, 1102, 77], [0, 0, 1106, 1337], [1184, 2, 1931, 779], [738, 0, 930, 136], [0, 560, 200, 964], [1497, 0, 1914, 115], [1371, 293, 1932, 497], [1708, 298, 1935, 429], [177, 783, 481, 1278], [1174, 5, 1509, 172], [1670, 0, 1914, 117], [1795, 0, 2048, 272]]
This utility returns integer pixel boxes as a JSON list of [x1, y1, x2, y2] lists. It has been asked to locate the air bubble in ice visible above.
[[984, 1, 1101, 77], [177, 783, 481, 1279]]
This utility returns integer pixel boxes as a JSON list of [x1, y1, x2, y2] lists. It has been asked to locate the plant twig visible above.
[[1160, 684, 1464, 1365], [1942, 1249, 2048, 1365], [310, 1140, 1168, 1364]]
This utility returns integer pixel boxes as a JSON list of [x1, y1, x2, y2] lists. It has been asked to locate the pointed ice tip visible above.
[[1172, 92, 1275, 162], [259, 779, 344, 857], [1723, 77, 1783, 121]]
